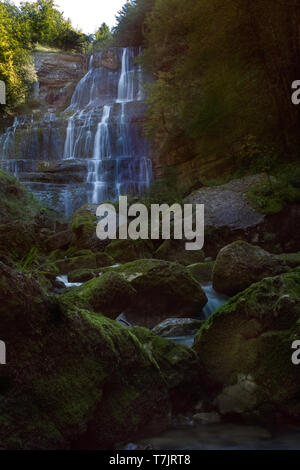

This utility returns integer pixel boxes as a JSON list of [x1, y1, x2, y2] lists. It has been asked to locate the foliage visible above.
[[16, 247, 38, 272], [20, 0, 90, 52], [113, 0, 300, 177], [0, 0, 36, 110], [113, 0, 155, 47], [90, 23, 113, 52], [247, 162, 300, 214]]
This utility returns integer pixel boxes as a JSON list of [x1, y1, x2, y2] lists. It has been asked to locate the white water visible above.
[[202, 285, 228, 319], [56, 275, 82, 288]]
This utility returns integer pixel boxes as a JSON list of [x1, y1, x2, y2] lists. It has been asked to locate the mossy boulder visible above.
[[107, 259, 207, 328], [59, 271, 137, 318], [131, 326, 203, 413], [45, 230, 74, 252], [277, 252, 300, 269], [68, 268, 96, 283], [213, 240, 289, 296], [0, 169, 62, 263], [193, 271, 300, 422], [55, 252, 114, 274], [71, 204, 106, 251], [0, 262, 170, 449], [104, 239, 154, 263], [187, 261, 214, 284], [154, 240, 205, 266]]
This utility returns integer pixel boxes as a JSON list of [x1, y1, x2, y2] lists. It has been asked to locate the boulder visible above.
[[193, 271, 300, 422], [277, 252, 300, 269], [104, 239, 154, 263], [131, 327, 202, 413], [68, 269, 96, 283], [59, 271, 137, 318], [45, 230, 75, 252], [213, 240, 289, 296], [187, 261, 214, 284], [107, 259, 207, 328], [154, 240, 205, 266], [152, 318, 204, 338], [0, 262, 170, 449]]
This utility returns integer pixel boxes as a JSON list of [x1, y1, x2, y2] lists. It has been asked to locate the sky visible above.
[[14, 0, 128, 34]]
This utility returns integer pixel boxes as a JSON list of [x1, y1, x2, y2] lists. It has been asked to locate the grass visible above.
[[33, 44, 63, 54]]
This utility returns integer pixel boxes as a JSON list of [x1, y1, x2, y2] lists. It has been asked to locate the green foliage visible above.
[[113, 0, 155, 47], [90, 23, 113, 52], [247, 162, 300, 215], [16, 247, 38, 273], [0, 0, 36, 110], [113, 0, 300, 179], [20, 0, 90, 52]]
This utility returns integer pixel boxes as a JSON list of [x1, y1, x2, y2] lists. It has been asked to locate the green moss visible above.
[[155, 240, 205, 266], [59, 271, 136, 318], [104, 239, 154, 263], [131, 326, 202, 412], [193, 271, 300, 407]]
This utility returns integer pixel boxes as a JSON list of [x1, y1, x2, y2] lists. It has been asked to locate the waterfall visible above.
[[0, 47, 152, 216], [117, 48, 134, 103]]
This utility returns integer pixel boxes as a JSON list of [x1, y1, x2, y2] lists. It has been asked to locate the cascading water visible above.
[[0, 47, 152, 216]]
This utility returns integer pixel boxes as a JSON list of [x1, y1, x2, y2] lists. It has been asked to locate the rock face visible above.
[[106, 259, 208, 328], [131, 327, 202, 413], [213, 240, 289, 296], [34, 52, 87, 110], [193, 271, 300, 422], [93, 49, 120, 71], [0, 262, 171, 450]]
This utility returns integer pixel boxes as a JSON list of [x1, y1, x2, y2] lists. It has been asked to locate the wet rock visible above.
[[152, 318, 204, 338], [213, 240, 289, 296]]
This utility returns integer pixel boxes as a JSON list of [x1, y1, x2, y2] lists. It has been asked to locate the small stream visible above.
[[124, 423, 300, 450]]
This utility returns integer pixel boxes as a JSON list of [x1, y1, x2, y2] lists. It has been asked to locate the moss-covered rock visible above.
[[193, 271, 300, 422], [107, 259, 207, 328], [213, 240, 289, 296], [59, 271, 137, 318], [187, 261, 214, 284], [68, 268, 96, 283], [277, 252, 300, 268], [0, 169, 62, 263], [0, 262, 170, 449], [104, 239, 154, 263], [131, 326, 203, 413], [71, 204, 106, 251], [154, 240, 205, 266], [55, 252, 114, 274]]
